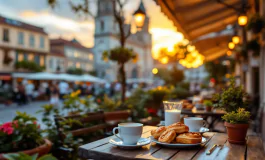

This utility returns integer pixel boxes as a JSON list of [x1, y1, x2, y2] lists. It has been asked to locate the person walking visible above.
[[25, 82, 34, 102], [50, 83, 59, 106], [59, 81, 69, 100]]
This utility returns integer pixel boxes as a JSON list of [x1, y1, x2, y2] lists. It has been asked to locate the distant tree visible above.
[[205, 61, 227, 84], [48, 0, 134, 103], [67, 68, 84, 75]]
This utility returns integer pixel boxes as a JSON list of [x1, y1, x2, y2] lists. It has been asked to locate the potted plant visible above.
[[63, 90, 87, 115], [247, 39, 260, 57], [247, 14, 265, 34], [146, 86, 170, 116], [213, 78, 250, 144], [203, 100, 213, 112], [0, 112, 52, 160], [3, 153, 57, 160]]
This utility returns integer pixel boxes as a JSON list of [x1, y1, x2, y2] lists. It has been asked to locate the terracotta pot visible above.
[[0, 139, 52, 160], [224, 122, 249, 144], [205, 106, 212, 112]]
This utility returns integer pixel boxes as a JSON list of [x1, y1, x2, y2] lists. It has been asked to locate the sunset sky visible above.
[[0, 0, 184, 58]]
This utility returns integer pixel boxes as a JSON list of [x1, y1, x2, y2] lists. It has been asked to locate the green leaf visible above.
[[39, 154, 57, 160]]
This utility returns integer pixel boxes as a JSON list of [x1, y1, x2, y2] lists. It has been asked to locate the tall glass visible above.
[[163, 101, 183, 126]]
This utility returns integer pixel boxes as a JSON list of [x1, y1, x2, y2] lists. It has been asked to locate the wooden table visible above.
[[78, 126, 265, 160]]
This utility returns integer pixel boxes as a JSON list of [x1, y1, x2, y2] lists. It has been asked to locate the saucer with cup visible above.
[[184, 117, 209, 134], [109, 123, 151, 149]]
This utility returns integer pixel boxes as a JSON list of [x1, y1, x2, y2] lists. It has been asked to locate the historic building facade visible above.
[[50, 38, 94, 72], [93, 0, 153, 81], [0, 15, 49, 77]]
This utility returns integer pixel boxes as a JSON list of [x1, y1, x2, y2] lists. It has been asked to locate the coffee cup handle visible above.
[[203, 120, 207, 127], [112, 127, 122, 141]]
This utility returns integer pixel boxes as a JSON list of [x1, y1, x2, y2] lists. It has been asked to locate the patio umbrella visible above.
[[27, 72, 60, 80], [58, 73, 82, 82], [81, 75, 106, 83]]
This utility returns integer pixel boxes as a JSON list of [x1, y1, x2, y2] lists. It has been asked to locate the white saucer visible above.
[[199, 127, 209, 133], [109, 137, 151, 149]]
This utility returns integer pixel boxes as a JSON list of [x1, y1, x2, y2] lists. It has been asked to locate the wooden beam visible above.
[[174, 0, 214, 13], [187, 11, 236, 32], [189, 15, 237, 40], [185, 2, 239, 25]]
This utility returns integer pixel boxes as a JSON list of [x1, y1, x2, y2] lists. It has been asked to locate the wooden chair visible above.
[[104, 110, 131, 134]]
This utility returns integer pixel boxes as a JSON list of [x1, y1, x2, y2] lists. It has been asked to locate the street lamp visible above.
[[133, 0, 146, 30], [232, 35, 240, 44], [152, 68, 158, 74], [228, 42, 235, 49], [238, 14, 248, 26]]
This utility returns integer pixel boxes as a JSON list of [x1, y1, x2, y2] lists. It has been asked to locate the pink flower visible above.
[[0, 122, 14, 135], [13, 120, 18, 128], [33, 121, 37, 125]]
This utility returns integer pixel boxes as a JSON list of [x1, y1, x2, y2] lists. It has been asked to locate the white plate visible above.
[[151, 136, 207, 148], [109, 137, 151, 149]]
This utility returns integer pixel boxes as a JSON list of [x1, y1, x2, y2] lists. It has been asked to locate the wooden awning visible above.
[[154, 0, 242, 60]]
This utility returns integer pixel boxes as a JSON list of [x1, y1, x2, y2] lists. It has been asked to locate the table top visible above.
[[181, 108, 226, 116], [78, 126, 265, 160]]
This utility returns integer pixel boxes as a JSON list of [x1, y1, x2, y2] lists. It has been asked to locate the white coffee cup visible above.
[[184, 117, 206, 132], [112, 123, 143, 145]]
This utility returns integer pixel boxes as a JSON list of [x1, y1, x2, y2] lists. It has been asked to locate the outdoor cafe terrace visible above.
[[0, 0, 265, 160]]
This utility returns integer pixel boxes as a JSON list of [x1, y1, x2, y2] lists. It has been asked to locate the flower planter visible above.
[[205, 106, 212, 112], [224, 122, 249, 144], [0, 139, 52, 160]]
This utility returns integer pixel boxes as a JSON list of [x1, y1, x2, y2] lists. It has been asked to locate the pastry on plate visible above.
[[151, 126, 167, 139], [176, 132, 202, 144], [167, 122, 189, 134], [158, 129, 176, 143]]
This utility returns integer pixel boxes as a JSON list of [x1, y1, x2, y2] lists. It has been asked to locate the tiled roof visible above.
[[0, 15, 47, 35], [50, 38, 91, 52]]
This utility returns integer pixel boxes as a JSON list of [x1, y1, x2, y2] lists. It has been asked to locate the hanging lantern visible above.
[[232, 36, 240, 44], [228, 42, 235, 49], [227, 50, 232, 56], [133, 0, 146, 30], [238, 15, 248, 26]]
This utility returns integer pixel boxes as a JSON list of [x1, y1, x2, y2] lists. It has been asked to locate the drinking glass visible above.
[[163, 101, 183, 126]]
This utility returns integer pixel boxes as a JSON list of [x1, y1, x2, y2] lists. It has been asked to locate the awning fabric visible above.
[[154, 0, 244, 60], [12, 72, 105, 83]]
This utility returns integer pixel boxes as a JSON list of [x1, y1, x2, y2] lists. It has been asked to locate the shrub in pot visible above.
[[222, 108, 250, 144], [203, 100, 213, 112], [0, 112, 52, 159], [213, 78, 250, 144]]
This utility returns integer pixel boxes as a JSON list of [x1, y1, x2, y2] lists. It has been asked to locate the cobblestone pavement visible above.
[[0, 101, 62, 124]]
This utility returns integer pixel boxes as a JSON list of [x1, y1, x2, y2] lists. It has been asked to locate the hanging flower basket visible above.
[[246, 14, 265, 34]]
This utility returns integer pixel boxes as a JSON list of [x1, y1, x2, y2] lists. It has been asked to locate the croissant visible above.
[[176, 132, 202, 144], [151, 126, 167, 139], [167, 122, 189, 134], [158, 129, 176, 143]]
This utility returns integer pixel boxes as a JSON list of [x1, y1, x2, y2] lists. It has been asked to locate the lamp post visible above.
[[133, 0, 146, 30]]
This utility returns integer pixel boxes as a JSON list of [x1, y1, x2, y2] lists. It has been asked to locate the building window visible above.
[[18, 53, 24, 61], [40, 36, 45, 48], [76, 62, 80, 68], [100, 20, 104, 32], [28, 54, 34, 61], [29, 35, 35, 47], [40, 56, 44, 66], [18, 32, 24, 45], [68, 61, 73, 67], [3, 28, 9, 42], [74, 51, 78, 58], [88, 54, 93, 60]]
